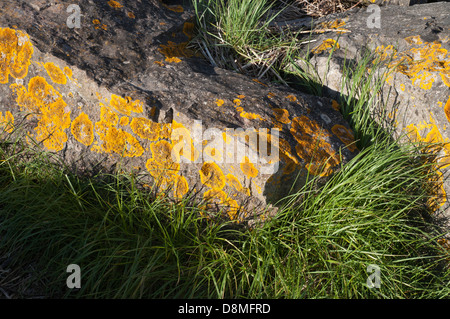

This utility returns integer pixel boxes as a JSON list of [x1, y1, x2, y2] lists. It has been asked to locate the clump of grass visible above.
[[1, 124, 449, 298]]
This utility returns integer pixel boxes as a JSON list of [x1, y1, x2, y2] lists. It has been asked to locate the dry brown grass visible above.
[[277, 0, 369, 18]]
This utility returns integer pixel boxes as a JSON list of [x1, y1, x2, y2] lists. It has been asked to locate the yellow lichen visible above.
[[444, 96, 450, 123], [199, 162, 225, 190], [311, 39, 339, 55], [119, 116, 129, 126], [130, 117, 160, 141], [331, 124, 358, 152], [0, 111, 14, 133], [146, 140, 180, 187], [0, 27, 34, 83], [163, 4, 184, 12], [331, 99, 340, 111], [171, 121, 200, 162], [103, 127, 144, 157], [44, 62, 67, 85], [290, 116, 339, 176], [240, 156, 258, 179], [107, 0, 123, 8], [158, 40, 194, 63], [11, 76, 71, 151], [273, 108, 291, 125], [215, 99, 224, 107], [109, 94, 143, 115], [285, 95, 297, 102], [174, 175, 189, 199], [375, 37, 449, 90], [71, 112, 94, 146], [127, 12, 135, 19]]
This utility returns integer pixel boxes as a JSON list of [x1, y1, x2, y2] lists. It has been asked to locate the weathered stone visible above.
[[290, 2, 450, 222], [0, 0, 358, 223]]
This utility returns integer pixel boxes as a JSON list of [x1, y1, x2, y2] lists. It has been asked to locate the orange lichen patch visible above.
[[405, 123, 421, 142], [204, 146, 222, 163], [163, 4, 184, 13], [233, 99, 241, 106], [130, 117, 160, 141], [375, 37, 449, 90], [0, 27, 34, 83], [109, 94, 143, 115], [285, 95, 297, 102], [199, 162, 226, 190], [44, 62, 67, 85], [127, 12, 135, 19], [215, 99, 224, 107], [11, 76, 71, 151], [119, 116, 129, 126], [273, 108, 291, 125], [99, 106, 119, 126], [302, 148, 340, 177], [0, 111, 14, 133], [63, 66, 73, 79], [92, 19, 101, 25], [331, 99, 340, 111], [225, 174, 246, 193], [71, 112, 94, 146], [444, 96, 450, 123], [318, 19, 347, 33], [171, 121, 200, 162], [182, 22, 195, 40], [154, 60, 165, 67], [235, 106, 243, 113], [174, 175, 189, 199], [107, 0, 123, 8], [103, 127, 144, 157], [267, 92, 276, 99], [428, 170, 447, 211], [146, 140, 180, 186], [252, 78, 267, 86], [311, 39, 339, 55], [203, 189, 240, 220], [278, 138, 299, 165], [240, 156, 258, 179], [237, 95, 245, 99], [158, 41, 194, 62], [240, 111, 264, 121], [331, 124, 358, 152], [290, 116, 339, 176]]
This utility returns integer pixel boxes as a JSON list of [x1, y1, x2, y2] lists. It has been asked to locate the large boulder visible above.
[[0, 0, 358, 222], [290, 2, 449, 218]]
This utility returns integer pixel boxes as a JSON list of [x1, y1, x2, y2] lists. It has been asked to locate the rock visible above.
[[0, 0, 358, 223], [290, 2, 450, 220]]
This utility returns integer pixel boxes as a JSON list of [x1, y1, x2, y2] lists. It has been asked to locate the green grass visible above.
[[1, 0, 450, 299]]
